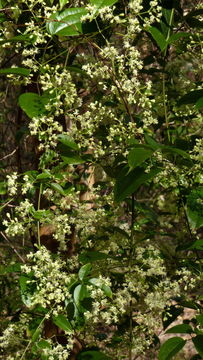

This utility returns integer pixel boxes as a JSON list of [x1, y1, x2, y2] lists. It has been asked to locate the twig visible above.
[[0, 147, 18, 161], [0, 231, 25, 263], [0, 198, 14, 210]]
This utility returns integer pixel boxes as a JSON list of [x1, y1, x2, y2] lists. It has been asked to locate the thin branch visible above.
[[0, 231, 25, 263], [0, 198, 14, 210], [0, 147, 18, 161]]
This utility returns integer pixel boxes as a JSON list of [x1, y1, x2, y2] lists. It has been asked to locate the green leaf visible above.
[[53, 314, 72, 331], [74, 284, 89, 306], [19, 275, 36, 307], [186, 17, 203, 29], [0, 34, 36, 44], [158, 337, 186, 360], [33, 306, 48, 314], [144, 134, 160, 150], [39, 150, 56, 169], [58, 134, 79, 150], [0, 67, 31, 76], [165, 324, 194, 334], [177, 90, 203, 106], [63, 183, 74, 195], [108, 226, 130, 239], [185, 9, 203, 18], [80, 297, 93, 311], [18, 93, 49, 118], [177, 239, 203, 251], [101, 284, 112, 298], [66, 301, 75, 321], [66, 65, 87, 76], [50, 182, 65, 196], [79, 251, 110, 263], [192, 335, 203, 357], [186, 188, 203, 229], [128, 147, 154, 169], [178, 301, 202, 310], [36, 170, 52, 180], [161, 146, 191, 160], [61, 155, 84, 165], [23, 170, 38, 181], [46, 8, 87, 36], [88, 278, 112, 298], [78, 350, 111, 360], [29, 317, 43, 340], [196, 314, 203, 327], [195, 97, 203, 109], [167, 32, 190, 44], [32, 209, 52, 220], [147, 26, 167, 51], [162, 305, 184, 330], [37, 339, 52, 349], [59, 0, 69, 10], [90, 0, 118, 8], [32, 328, 41, 342], [0, 13, 6, 23], [0, 263, 22, 275], [78, 263, 92, 281], [162, 7, 174, 27], [0, 181, 7, 195], [40, 354, 49, 360], [114, 165, 161, 203], [188, 239, 203, 250]]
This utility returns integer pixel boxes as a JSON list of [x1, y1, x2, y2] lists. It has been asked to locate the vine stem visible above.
[[129, 193, 135, 360], [37, 183, 43, 247], [162, 72, 170, 142], [178, 183, 201, 264], [162, 7, 175, 143], [19, 318, 44, 360], [19, 306, 55, 360]]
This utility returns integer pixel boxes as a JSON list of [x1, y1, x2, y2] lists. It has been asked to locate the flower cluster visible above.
[[29, 115, 63, 150], [70, 39, 158, 157], [38, 339, 74, 360], [21, 246, 76, 312], [3, 212, 26, 237], [39, 65, 79, 115], [1, 0, 203, 359], [0, 313, 30, 355], [52, 213, 72, 251], [21, 174, 34, 194], [2, 198, 35, 237], [6, 172, 18, 196]]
